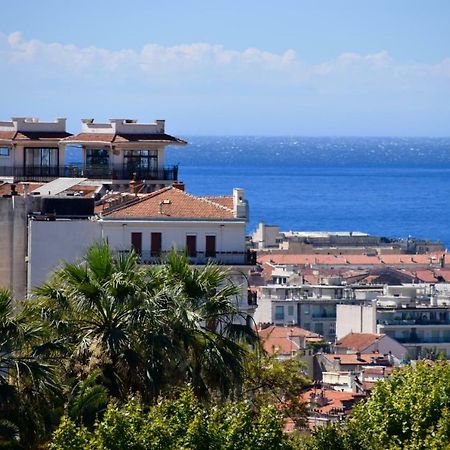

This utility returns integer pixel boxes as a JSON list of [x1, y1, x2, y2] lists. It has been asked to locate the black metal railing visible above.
[[119, 250, 257, 266], [0, 165, 179, 181]]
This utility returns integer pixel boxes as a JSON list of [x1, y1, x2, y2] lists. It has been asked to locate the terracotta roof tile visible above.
[[258, 325, 321, 356], [301, 388, 364, 415], [335, 332, 384, 352], [101, 186, 236, 220], [63, 132, 186, 144], [324, 352, 385, 366], [0, 182, 44, 196], [0, 131, 16, 140], [204, 196, 234, 209], [414, 270, 438, 283]]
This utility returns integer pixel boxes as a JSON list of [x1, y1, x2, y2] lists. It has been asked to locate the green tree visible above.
[[304, 361, 450, 450], [29, 244, 256, 402], [0, 288, 61, 448], [243, 351, 309, 428], [49, 386, 292, 450]]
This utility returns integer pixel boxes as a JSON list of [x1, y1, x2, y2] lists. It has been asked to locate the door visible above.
[[186, 235, 197, 257], [205, 235, 216, 258], [131, 232, 142, 255], [151, 232, 162, 257]]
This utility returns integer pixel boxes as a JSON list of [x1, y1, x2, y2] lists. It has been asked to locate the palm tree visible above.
[[0, 288, 60, 448], [149, 250, 257, 398], [31, 243, 257, 402], [31, 244, 152, 400]]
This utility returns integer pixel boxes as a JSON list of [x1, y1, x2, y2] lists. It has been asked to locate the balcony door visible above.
[[86, 149, 110, 177], [205, 235, 216, 258], [24, 147, 59, 176], [124, 150, 158, 178], [186, 235, 197, 258]]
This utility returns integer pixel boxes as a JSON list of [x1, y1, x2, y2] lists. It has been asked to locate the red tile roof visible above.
[[323, 352, 385, 366], [335, 333, 385, 352], [414, 270, 438, 283], [258, 325, 322, 355], [0, 131, 71, 141], [63, 133, 186, 145], [101, 186, 236, 220], [258, 253, 446, 268], [301, 388, 365, 415], [204, 196, 234, 209], [0, 131, 16, 140], [0, 182, 44, 196]]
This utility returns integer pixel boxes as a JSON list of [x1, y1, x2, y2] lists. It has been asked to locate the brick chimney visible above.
[[172, 182, 185, 191]]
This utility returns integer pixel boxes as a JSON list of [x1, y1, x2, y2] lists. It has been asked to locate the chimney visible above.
[[356, 351, 362, 361], [10, 184, 18, 196], [23, 183, 29, 198], [233, 188, 247, 219], [155, 120, 165, 133], [172, 182, 185, 191]]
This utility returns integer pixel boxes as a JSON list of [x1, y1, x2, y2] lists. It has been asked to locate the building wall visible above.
[[0, 196, 41, 300], [28, 220, 102, 289], [28, 218, 247, 289], [336, 304, 377, 339]]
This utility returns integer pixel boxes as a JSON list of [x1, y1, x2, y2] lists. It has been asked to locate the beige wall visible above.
[[0, 196, 40, 301]]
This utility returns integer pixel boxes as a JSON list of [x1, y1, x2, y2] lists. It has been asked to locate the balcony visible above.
[[0, 164, 179, 182], [120, 250, 257, 266], [377, 319, 450, 327]]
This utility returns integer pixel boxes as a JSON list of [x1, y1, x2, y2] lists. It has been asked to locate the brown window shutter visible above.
[[131, 232, 142, 255], [151, 232, 162, 257], [186, 235, 197, 257], [205, 235, 216, 258]]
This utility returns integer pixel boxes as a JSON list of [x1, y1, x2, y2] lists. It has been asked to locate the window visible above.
[[124, 149, 158, 173], [205, 235, 216, 258], [151, 232, 162, 257], [0, 147, 10, 157], [288, 305, 294, 316], [25, 147, 58, 167], [275, 306, 284, 321], [131, 232, 142, 255], [86, 149, 109, 166], [186, 235, 197, 257], [314, 322, 324, 335]]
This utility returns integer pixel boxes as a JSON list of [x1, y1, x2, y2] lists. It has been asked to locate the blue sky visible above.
[[1, 0, 450, 135]]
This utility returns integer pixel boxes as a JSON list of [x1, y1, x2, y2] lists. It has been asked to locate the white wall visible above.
[[101, 220, 246, 256], [336, 304, 377, 339], [28, 218, 247, 289], [28, 220, 102, 289]]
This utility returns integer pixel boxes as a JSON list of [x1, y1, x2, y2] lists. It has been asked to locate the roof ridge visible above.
[[102, 186, 173, 216], [172, 188, 234, 213], [196, 193, 234, 212]]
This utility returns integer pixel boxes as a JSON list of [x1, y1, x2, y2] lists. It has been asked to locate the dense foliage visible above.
[[2, 243, 450, 449], [1, 244, 262, 448], [304, 361, 450, 450], [50, 386, 291, 450]]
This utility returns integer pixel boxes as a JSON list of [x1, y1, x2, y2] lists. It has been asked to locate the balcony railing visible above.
[[120, 250, 257, 266], [394, 335, 450, 344], [378, 319, 450, 326], [0, 165, 179, 182]]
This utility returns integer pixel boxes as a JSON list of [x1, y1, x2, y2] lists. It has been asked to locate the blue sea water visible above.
[[163, 137, 450, 246], [67, 137, 450, 246]]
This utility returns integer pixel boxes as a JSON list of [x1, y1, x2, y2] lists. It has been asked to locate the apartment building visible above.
[[336, 285, 450, 358], [0, 117, 186, 191]]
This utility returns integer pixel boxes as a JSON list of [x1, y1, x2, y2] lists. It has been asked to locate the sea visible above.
[[69, 137, 450, 247]]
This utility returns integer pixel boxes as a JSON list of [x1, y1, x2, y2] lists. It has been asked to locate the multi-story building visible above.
[[26, 185, 256, 321], [0, 117, 186, 190], [336, 285, 450, 358], [253, 281, 382, 341]]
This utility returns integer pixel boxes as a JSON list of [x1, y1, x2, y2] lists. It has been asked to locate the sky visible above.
[[1, 0, 450, 136]]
